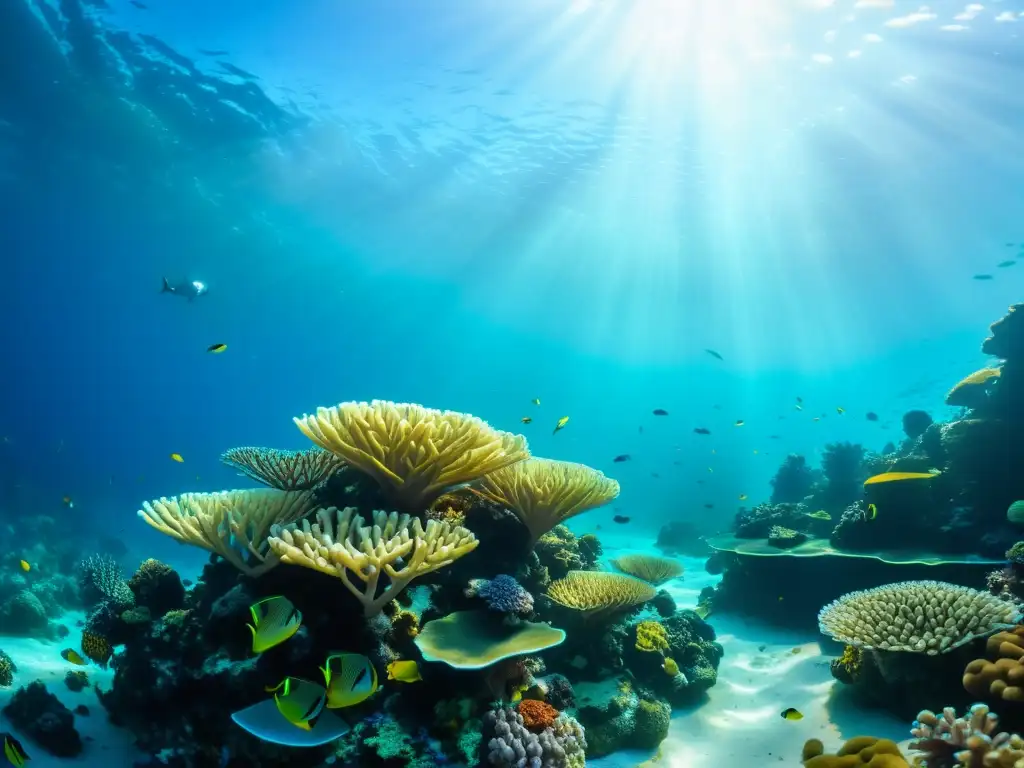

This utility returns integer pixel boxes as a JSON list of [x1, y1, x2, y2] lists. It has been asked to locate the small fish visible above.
[[974, 274, 994, 280], [531, 398, 541, 405], [734, 420, 744, 427], [794, 404, 803, 411], [703, 503, 714, 509], [705, 349, 723, 360], [3, 734, 29, 768], [805, 510, 832, 521], [520, 417, 533, 424], [62, 495, 74, 508], [693, 427, 711, 435], [613, 454, 631, 463], [207, 343, 228, 354], [781, 708, 803, 721], [170, 453, 184, 463], [769, 435, 781, 439], [553, 416, 569, 435], [130, 0, 147, 7], [19, 560, 29, 572], [738, 494, 748, 501], [836, 407, 845, 415], [864, 471, 939, 485], [386, 660, 422, 684], [708, 467, 713, 473], [998, 260, 1017, 268], [266, 677, 327, 731], [796, 397, 803, 404], [652, 409, 669, 416], [612, 515, 631, 524], [651, 472, 660, 478], [790, 647, 801, 654], [812, 417, 820, 422], [866, 412, 879, 421], [248, 596, 302, 653], [321, 653, 379, 708], [61, 648, 87, 666], [866, 503, 878, 520], [161, 277, 209, 300]]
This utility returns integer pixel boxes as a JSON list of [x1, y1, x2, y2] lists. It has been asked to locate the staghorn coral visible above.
[[220, 446, 341, 490], [268, 506, 479, 616], [611, 554, 683, 586], [546, 570, 656, 619], [634, 620, 670, 653], [77, 554, 134, 610], [138, 488, 315, 577], [909, 703, 1002, 767], [519, 699, 559, 732], [294, 400, 530, 508], [817, 580, 1020, 655], [802, 737, 909, 767], [472, 458, 620, 544], [466, 574, 535, 616]]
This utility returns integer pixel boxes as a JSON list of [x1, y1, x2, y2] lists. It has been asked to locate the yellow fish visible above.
[[738, 494, 748, 501], [206, 343, 227, 354], [781, 707, 803, 721], [266, 677, 327, 731], [19, 560, 29, 572], [247, 596, 302, 654], [864, 471, 939, 486], [805, 510, 832, 521], [866, 503, 878, 521], [836, 407, 845, 415], [734, 420, 744, 427], [531, 398, 541, 405], [61, 648, 87, 666], [553, 416, 569, 435], [3, 734, 28, 768], [321, 653, 379, 708], [386, 659, 422, 684], [520, 417, 532, 424], [170, 453, 184, 463]]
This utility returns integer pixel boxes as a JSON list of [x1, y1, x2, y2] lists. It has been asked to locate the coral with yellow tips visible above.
[[546, 571, 656, 619], [390, 610, 420, 639], [634, 621, 670, 653], [945, 367, 1001, 407]]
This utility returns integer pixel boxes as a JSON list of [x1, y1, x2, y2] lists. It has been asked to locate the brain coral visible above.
[[818, 581, 1019, 655]]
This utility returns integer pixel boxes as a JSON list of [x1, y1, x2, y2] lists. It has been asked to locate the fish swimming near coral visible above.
[[973, 274, 994, 280], [866, 503, 878, 520], [206, 343, 227, 354], [693, 427, 711, 435], [612, 515, 631, 524], [999, 260, 1017, 268], [18, 560, 29, 572], [553, 416, 569, 435], [161, 277, 209, 300], [780, 707, 803, 721], [864, 471, 939, 486], [613, 454, 631, 463], [866, 412, 878, 421], [520, 417, 532, 424], [705, 349, 723, 360], [265, 677, 328, 731], [386, 660, 422, 684], [247, 596, 302, 654], [734, 420, 744, 427], [531, 398, 541, 405], [738, 494, 748, 501], [170, 453, 184, 463], [835, 407, 845, 415], [320, 653, 379, 709], [2, 734, 28, 767], [60, 648, 87, 666]]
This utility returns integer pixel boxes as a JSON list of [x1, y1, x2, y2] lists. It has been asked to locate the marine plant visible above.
[[267, 506, 479, 616], [293, 399, 530, 508], [472, 458, 620, 544], [138, 489, 316, 577], [220, 446, 342, 490], [611, 554, 683, 586]]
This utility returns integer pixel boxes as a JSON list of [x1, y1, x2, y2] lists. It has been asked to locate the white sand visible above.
[[587, 538, 908, 767], [0, 611, 143, 767]]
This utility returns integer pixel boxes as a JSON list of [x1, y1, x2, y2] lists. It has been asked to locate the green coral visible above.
[[534, 525, 601, 579], [1008, 541, 1024, 566], [0, 649, 16, 687], [634, 698, 671, 749], [635, 620, 670, 653]]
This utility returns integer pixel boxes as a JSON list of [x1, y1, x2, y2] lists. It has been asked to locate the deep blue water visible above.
[[2, 0, 1023, 571]]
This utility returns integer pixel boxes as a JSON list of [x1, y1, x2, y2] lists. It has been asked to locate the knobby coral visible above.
[[611, 555, 683, 586], [465, 575, 535, 615], [817, 580, 1019, 655], [138, 489, 316, 577], [472, 458, 620, 544], [267, 506, 479, 616], [293, 400, 529, 508], [802, 737, 909, 767], [963, 627, 1024, 702], [546, 571, 656, 619], [220, 446, 341, 490]]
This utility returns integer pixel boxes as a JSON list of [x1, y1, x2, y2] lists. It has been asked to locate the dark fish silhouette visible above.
[[612, 515, 631, 524], [652, 409, 669, 416], [866, 412, 879, 421], [973, 274, 994, 280], [693, 427, 711, 435], [769, 434, 781, 439], [130, 0, 147, 7], [705, 349, 723, 360], [613, 454, 631, 463], [999, 260, 1017, 268], [161, 277, 208, 300], [199, 49, 231, 56], [703, 503, 714, 509]]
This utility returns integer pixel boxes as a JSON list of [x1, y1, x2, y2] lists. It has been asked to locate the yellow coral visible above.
[[472, 458, 620, 544], [946, 367, 1000, 407], [220, 446, 342, 491], [391, 610, 420, 638], [138, 489, 315, 577], [546, 570, 656, 618], [612, 555, 684, 586], [293, 400, 529, 508], [635, 621, 670, 653], [267, 506, 479, 616]]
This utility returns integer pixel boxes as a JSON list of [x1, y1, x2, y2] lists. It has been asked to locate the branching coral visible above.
[[472, 458, 620, 544], [611, 555, 683, 586], [546, 571, 656, 619], [138, 489, 315, 577], [817, 580, 1020, 655], [909, 703, 1009, 767], [77, 554, 135, 610], [293, 400, 530, 508], [220, 446, 341, 490], [267, 506, 479, 616]]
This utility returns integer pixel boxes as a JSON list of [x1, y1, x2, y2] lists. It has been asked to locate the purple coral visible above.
[[465, 575, 534, 616]]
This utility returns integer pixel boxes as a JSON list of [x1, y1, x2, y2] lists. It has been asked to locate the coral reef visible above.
[[610, 555, 683, 586], [770, 454, 816, 504], [220, 446, 342, 491], [0, 648, 16, 687], [481, 705, 586, 767], [465, 574, 535, 616], [546, 571, 656, 619], [2, 681, 82, 757]]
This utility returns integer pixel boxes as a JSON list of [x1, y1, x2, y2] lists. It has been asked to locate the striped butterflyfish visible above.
[[266, 677, 327, 731], [320, 653, 379, 709], [247, 596, 301, 654]]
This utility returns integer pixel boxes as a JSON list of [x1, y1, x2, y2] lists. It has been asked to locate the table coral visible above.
[[612, 555, 683, 586]]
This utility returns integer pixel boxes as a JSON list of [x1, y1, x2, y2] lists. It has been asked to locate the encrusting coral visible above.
[[802, 736, 909, 767], [267, 506, 479, 616], [220, 446, 341, 490], [471, 457, 620, 544], [817, 580, 1020, 654], [138, 489, 316, 577], [963, 626, 1024, 701], [611, 554, 683, 586], [293, 399, 530, 508], [546, 570, 656, 619]]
